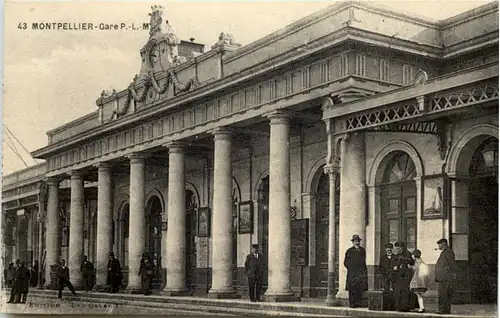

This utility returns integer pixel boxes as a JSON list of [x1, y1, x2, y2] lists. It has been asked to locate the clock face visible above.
[[149, 43, 160, 68]]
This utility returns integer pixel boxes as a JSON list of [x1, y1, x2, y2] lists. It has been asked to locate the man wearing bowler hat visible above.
[[343, 234, 368, 308], [244, 244, 264, 302], [435, 238, 455, 314]]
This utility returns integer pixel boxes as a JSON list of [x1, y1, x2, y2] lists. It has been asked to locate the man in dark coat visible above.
[[392, 241, 415, 312], [379, 243, 396, 291], [343, 234, 368, 308], [30, 261, 39, 287], [139, 253, 155, 295], [244, 244, 264, 302], [435, 238, 456, 314], [80, 255, 95, 292], [57, 259, 77, 299], [6, 260, 20, 303], [16, 261, 31, 303], [107, 252, 122, 293]]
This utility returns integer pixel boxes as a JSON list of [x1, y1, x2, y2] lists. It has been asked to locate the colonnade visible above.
[[42, 111, 367, 303]]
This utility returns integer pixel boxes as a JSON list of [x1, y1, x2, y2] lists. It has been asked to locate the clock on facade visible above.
[[148, 43, 160, 68]]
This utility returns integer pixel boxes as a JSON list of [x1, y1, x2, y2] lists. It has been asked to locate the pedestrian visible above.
[[244, 244, 264, 302], [16, 261, 31, 304], [379, 243, 396, 291], [6, 260, 20, 303], [435, 238, 455, 314], [107, 252, 122, 293], [409, 249, 429, 313], [80, 255, 95, 292], [6, 263, 15, 288], [392, 241, 415, 312], [139, 253, 155, 295], [343, 234, 368, 308], [30, 260, 39, 287], [57, 259, 77, 299]]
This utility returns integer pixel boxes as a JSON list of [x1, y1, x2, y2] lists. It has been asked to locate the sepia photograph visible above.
[[1, 0, 498, 316]]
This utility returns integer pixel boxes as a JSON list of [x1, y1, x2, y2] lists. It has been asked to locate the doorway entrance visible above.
[[468, 137, 498, 303], [257, 176, 269, 290], [17, 216, 29, 263], [379, 151, 417, 252], [185, 190, 198, 293], [146, 195, 163, 289], [313, 169, 340, 297]]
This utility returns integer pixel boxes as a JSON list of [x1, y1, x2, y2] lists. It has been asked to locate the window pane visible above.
[[388, 199, 399, 215], [389, 219, 399, 243], [405, 197, 415, 212], [406, 218, 416, 252]]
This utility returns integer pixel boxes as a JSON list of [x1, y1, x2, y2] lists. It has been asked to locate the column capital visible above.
[[127, 153, 147, 163], [211, 127, 233, 140], [69, 170, 84, 179], [94, 162, 113, 171], [264, 110, 292, 124], [44, 177, 62, 186], [323, 165, 340, 175], [164, 141, 187, 153]]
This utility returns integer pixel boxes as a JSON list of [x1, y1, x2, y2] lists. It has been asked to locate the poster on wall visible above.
[[197, 207, 211, 237], [422, 174, 450, 220], [238, 201, 253, 234]]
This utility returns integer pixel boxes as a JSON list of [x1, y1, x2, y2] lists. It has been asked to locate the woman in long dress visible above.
[[410, 249, 430, 313]]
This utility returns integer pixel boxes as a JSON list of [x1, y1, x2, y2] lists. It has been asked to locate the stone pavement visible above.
[[1, 289, 496, 317]]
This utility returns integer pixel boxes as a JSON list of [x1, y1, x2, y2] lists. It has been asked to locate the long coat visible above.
[[435, 248, 455, 282], [107, 258, 122, 286], [244, 253, 264, 278], [16, 266, 31, 294], [139, 259, 155, 289], [343, 246, 368, 291]]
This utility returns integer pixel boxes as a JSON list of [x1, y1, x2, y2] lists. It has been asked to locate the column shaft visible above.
[[209, 129, 238, 298], [126, 155, 146, 291], [164, 143, 188, 295], [69, 172, 85, 288], [95, 164, 113, 288], [338, 133, 366, 297], [325, 166, 339, 305], [44, 179, 60, 288], [264, 112, 295, 301]]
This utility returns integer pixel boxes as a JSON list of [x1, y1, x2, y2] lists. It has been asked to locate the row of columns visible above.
[[42, 110, 299, 300]]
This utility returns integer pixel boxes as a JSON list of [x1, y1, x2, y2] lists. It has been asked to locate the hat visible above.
[[351, 234, 362, 242], [394, 241, 405, 247], [109, 252, 115, 256], [251, 244, 259, 249], [15, 259, 20, 264], [437, 238, 448, 245], [385, 243, 394, 249], [412, 249, 422, 258], [142, 253, 149, 258]]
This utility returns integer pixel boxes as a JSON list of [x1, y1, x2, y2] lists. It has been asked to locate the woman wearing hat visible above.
[[139, 253, 155, 295], [343, 234, 368, 308], [409, 249, 429, 313]]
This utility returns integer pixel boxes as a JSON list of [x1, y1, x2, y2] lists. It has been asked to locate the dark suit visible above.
[[435, 247, 456, 314], [7, 266, 20, 303], [393, 250, 415, 311], [57, 266, 76, 298], [107, 258, 122, 293], [379, 254, 396, 291], [344, 246, 368, 308], [244, 252, 264, 302], [80, 261, 95, 291]]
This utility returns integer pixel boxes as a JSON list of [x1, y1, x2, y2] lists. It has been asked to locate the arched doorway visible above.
[[314, 169, 340, 296], [232, 180, 241, 287], [120, 203, 130, 269], [257, 175, 269, 290], [146, 195, 163, 289], [467, 137, 498, 303], [378, 151, 417, 251], [185, 189, 198, 293]]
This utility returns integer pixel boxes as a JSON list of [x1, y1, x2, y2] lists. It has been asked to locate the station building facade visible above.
[[3, 1, 498, 304]]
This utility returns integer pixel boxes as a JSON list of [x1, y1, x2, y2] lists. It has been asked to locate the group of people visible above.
[[345, 234, 456, 314], [6, 260, 31, 304]]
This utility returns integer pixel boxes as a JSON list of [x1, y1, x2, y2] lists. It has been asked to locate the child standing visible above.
[[410, 249, 430, 313]]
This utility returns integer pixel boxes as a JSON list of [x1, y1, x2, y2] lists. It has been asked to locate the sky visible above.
[[2, 0, 493, 175]]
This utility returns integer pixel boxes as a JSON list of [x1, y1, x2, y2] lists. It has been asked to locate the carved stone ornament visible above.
[[149, 5, 165, 37], [212, 32, 241, 49], [414, 70, 429, 86]]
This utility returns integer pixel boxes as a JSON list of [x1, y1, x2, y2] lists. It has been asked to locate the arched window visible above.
[[382, 152, 417, 184]]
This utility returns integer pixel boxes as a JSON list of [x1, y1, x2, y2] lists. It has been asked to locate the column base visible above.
[[123, 288, 146, 295], [161, 289, 192, 297], [262, 292, 299, 302], [207, 289, 241, 299]]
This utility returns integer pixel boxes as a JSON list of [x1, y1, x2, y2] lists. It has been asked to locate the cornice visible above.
[[439, 1, 498, 28], [442, 33, 499, 59], [47, 111, 99, 135]]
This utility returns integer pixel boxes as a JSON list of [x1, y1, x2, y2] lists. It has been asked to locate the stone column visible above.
[[44, 178, 60, 289], [68, 171, 85, 289], [208, 128, 239, 298], [95, 163, 113, 290], [324, 165, 339, 305], [163, 142, 189, 295], [337, 133, 366, 300], [126, 154, 146, 291], [263, 111, 296, 302]]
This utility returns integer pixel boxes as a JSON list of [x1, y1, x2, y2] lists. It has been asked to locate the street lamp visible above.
[[480, 140, 498, 168]]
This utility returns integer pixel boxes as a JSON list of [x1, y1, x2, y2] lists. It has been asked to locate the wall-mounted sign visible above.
[[16, 209, 25, 216]]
